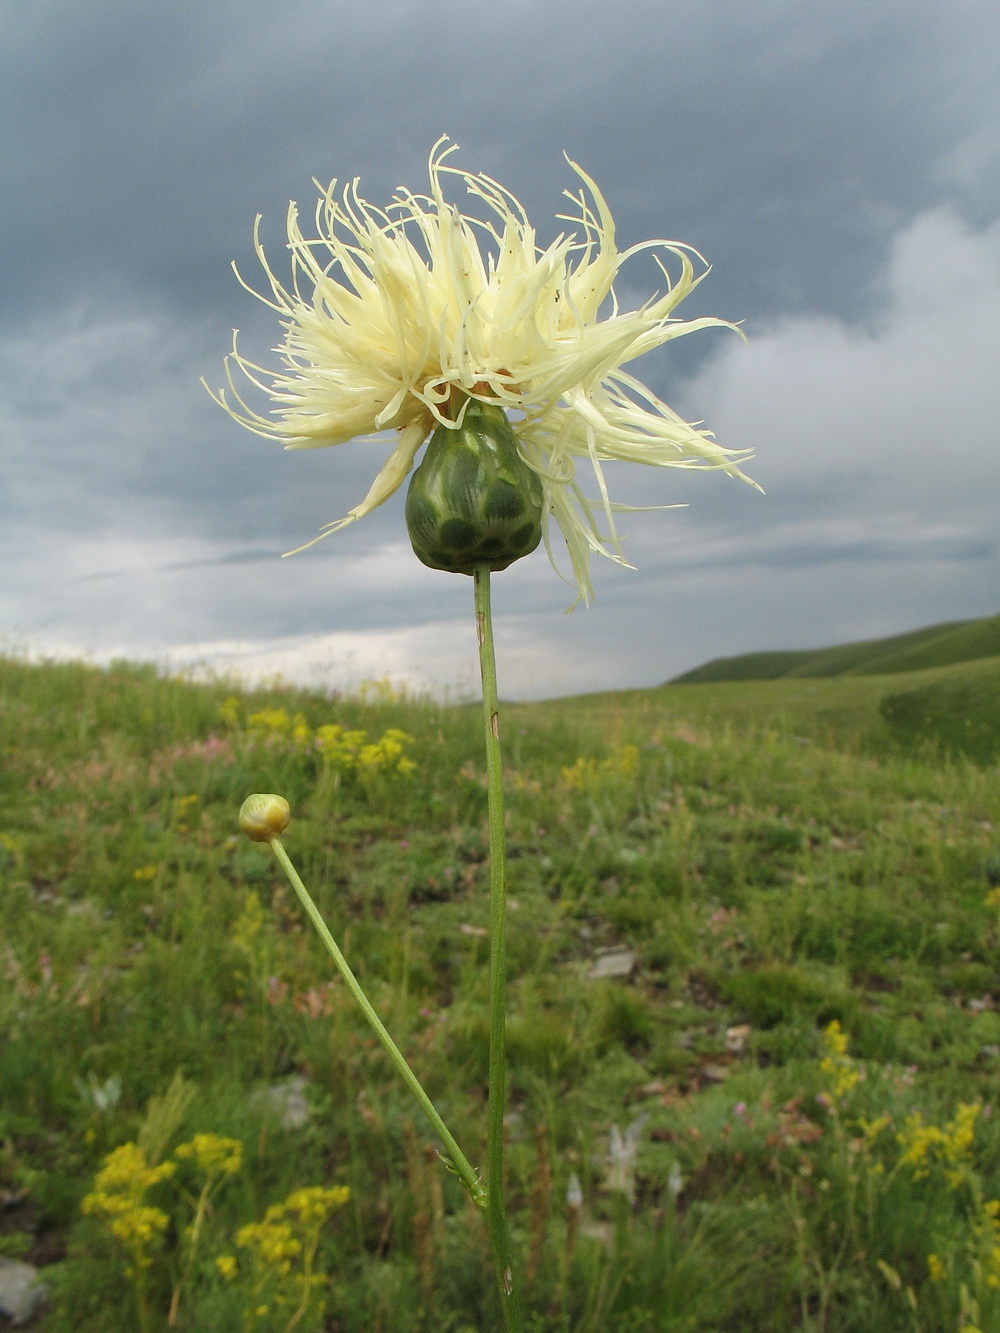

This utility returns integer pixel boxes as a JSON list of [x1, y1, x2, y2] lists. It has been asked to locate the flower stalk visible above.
[[251, 819, 485, 1210], [474, 562, 523, 1332]]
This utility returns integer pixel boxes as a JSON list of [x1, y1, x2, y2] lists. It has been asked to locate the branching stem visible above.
[[266, 836, 484, 1208]]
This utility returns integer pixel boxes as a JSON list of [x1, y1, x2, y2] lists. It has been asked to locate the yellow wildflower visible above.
[[561, 744, 640, 793], [283, 1185, 351, 1228], [81, 1144, 176, 1273], [897, 1102, 981, 1186], [247, 707, 291, 737], [216, 1253, 238, 1280], [975, 1199, 1000, 1288], [291, 713, 313, 747], [174, 1132, 243, 1177], [819, 1020, 861, 1103], [927, 1253, 946, 1282], [85, 1142, 176, 1195], [106, 1204, 170, 1263], [236, 1214, 301, 1274]]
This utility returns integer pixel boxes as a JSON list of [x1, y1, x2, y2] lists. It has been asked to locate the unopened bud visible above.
[[405, 399, 543, 575], [239, 793, 291, 842]]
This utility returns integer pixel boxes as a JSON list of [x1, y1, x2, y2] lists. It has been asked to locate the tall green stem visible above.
[[474, 563, 523, 1333]]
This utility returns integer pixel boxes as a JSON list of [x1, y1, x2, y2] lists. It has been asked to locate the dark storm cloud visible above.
[[2, 0, 998, 694], [4, 0, 997, 324]]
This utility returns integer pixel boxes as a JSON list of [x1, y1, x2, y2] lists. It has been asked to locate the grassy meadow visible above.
[[2, 649, 1000, 1331]]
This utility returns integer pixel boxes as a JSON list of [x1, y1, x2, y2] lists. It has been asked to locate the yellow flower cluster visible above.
[[174, 1132, 243, 1177], [315, 723, 416, 776], [83, 1133, 350, 1325], [85, 1142, 176, 1196], [819, 1020, 861, 1104], [81, 1143, 176, 1272], [220, 698, 417, 776], [851, 1113, 890, 1174], [215, 1253, 238, 1280], [896, 1102, 981, 1187], [974, 1198, 1000, 1288], [173, 793, 201, 829], [283, 1184, 351, 1228], [560, 744, 640, 793], [236, 1215, 301, 1275], [244, 707, 313, 746], [100, 1203, 171, 1266], [231, 1184, 351, 1276]]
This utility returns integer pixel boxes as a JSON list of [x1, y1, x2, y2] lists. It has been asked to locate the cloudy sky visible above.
[[3, 0, 998, 699]]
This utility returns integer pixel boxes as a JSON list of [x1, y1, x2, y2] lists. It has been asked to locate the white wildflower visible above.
[[566, 1172, 584, 1210], [207, 137, 756, 601], [606, 1113, 648, 1203], [667, 1160, 684, 1198]]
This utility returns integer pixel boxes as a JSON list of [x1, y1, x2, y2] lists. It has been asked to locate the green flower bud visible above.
[[405, 400, 543, 575], [239, 793, 291, 842]]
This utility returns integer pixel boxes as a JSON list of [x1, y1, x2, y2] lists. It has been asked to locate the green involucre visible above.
[[405, 400, 543, 575]]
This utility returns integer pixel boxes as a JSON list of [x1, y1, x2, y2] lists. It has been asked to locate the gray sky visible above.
[[3, 0, 998, 698]]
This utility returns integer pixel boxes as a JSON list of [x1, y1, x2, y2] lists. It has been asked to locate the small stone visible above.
[[587, 949, 637, 981], [635, 1080, 669, 1099], [700, 1064, 730, 1083], [0, 1258, 49, 1326], [725, 1024, 752, 1054]]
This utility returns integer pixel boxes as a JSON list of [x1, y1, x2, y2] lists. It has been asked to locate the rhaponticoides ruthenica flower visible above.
[[207, 137, 757, 601]]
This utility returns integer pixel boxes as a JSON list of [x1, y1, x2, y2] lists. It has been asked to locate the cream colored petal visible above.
[[325, 421, 428, 529], [281, 422, 428, 555]]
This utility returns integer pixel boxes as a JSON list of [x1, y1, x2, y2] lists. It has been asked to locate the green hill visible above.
[[671, 611, 1000, 683]]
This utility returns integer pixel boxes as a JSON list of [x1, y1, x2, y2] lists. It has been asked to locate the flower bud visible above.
[[239, 793, 291, 842], [405, 400, 543, 575]]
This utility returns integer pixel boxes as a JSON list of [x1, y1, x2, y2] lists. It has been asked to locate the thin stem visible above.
[[168, 1182, 210, 1327], [266, 836, 484, 1208], [474, 563, 523, 1333]]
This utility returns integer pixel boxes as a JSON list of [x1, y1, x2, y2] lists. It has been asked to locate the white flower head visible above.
[[207, 137, 757, 602]]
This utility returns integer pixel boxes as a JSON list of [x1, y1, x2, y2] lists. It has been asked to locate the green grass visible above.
[[671, 610, 1000, 682], [1, 652, 1000, 1331]]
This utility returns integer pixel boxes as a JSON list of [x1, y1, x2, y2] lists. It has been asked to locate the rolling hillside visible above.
[[671, 611, 1000, 684]]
